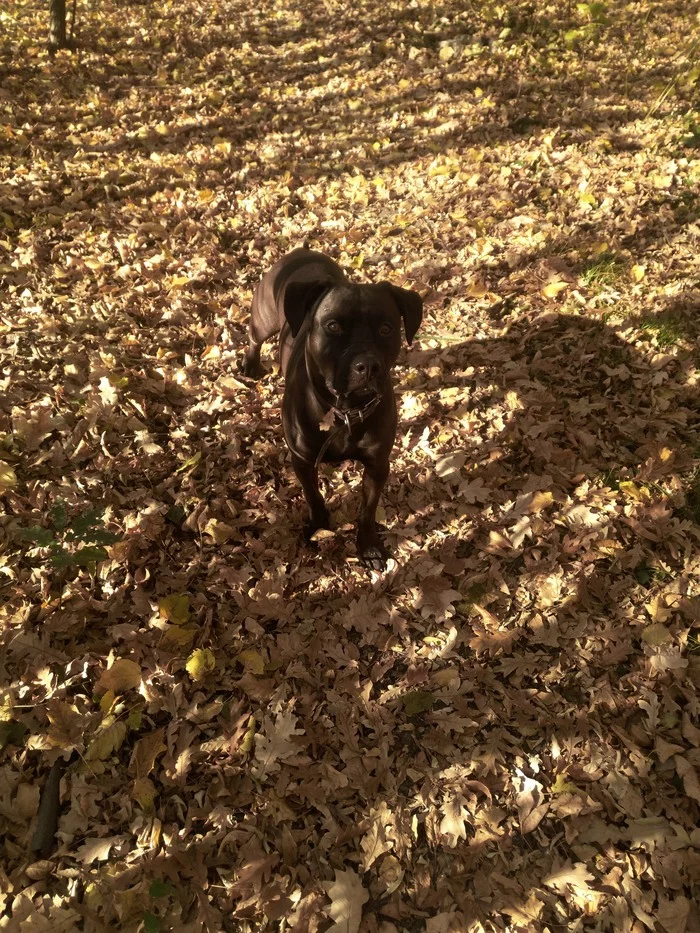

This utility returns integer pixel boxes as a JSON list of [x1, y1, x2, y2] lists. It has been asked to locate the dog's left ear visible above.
[[284, 280, 334, 338], [383, 284, 423, 345]]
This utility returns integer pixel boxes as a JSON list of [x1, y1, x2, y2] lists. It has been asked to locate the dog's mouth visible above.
[[335, 374, 384, 402], [326, 380, 379, 409]]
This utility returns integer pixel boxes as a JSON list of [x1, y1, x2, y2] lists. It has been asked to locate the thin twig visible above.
[[647, 36, 700, 119]]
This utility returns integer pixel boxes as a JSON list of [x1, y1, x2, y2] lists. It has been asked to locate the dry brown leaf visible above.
[[130, 728, 166, 778], [323, 868, 368, 933], [94, 659, 142, 695]]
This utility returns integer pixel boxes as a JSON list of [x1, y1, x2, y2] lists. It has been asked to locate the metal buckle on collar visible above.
[[311, 395, 381, 470], [331, 394, 381, 431]]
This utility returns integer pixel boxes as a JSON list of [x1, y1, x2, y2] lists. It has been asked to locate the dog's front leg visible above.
[[357, 460, 389, 569], [290, 453, 330, 537]]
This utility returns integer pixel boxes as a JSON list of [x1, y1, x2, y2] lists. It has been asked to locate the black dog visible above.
[[242, 247, 422, 568]]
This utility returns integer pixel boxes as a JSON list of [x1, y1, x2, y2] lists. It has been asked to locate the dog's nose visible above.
[[352, 355, 381, 379]]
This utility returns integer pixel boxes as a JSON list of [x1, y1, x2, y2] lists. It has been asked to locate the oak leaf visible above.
[[323, 868, 368, 933]]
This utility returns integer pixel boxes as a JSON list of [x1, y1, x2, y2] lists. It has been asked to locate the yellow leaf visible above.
[[175, 451, 202, 474], [240, 716, 256, 755], [579, 192, 597, 206], [159, 594, 190, 625], [631, 264, 646, 282], [162, 625, 197, 649], [237, 649, 265, 675], [186, 648, 216, 681], [154, 122, 169, 136], [644, 593, 673, 623], [99, 689, 116, 714], [0, 461, 17, 492], [133, 777, 157, 810], [94, 659, 142, 695], [197, 189, 215, 204], [439, 44, 455, 61], [169, 274, 191, 289], [204, 519, 236, 544], [619, 480, 652, 502], [528, 490, 553, 513], [542, 281, 568, 299], [85, 720, 128, 761], [642, 622, 672, 645], [127, 708, 142, 730], [467, 278, 487, 298], [591, 241, 609, 255], [550, 772, 580, 795]]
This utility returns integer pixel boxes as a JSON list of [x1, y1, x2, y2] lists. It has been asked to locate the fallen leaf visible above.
[[403, 691, 435, 716], [94, 659, 142, 695], [85, 720, 128, 761], [435, 451, 466, 478], [46, 699, 84, 748], [542, 280, 568, 299], [186, 648, 216, 681], [130, 728, 166, 778], [439, 793, 469, 846], [323, 868, 368, 933], [75, 837, 124, 864], [159, 594, 190, 625], [642, 622, 672, 645], [0, 461, 17, 493], [238, 649, 265, 675], [543, 862, 595, 894], [132, 776, 157, 810], [674, 756, 700, 804]]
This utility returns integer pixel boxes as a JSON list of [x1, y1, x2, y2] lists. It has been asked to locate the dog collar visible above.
[[302, 348, 382, 468], [312, 393, 382, 469], [328, 394, 382, 431]]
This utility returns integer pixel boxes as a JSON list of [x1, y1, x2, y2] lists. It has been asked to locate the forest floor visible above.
[[1, 0, 700, 930]]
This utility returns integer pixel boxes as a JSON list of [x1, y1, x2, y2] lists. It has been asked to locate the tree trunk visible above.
[[49, 0, 68, 50]]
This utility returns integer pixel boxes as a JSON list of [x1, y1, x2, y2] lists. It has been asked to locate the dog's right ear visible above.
[[284, 281, 333, 338]]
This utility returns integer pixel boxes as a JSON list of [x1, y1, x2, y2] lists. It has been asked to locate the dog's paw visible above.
[[359, 542, 388, 572], [239, 357, 264, 379]]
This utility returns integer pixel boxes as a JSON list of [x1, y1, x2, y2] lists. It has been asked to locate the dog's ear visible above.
[[284, 280, 333, 338], [383, 284, 423, 345]]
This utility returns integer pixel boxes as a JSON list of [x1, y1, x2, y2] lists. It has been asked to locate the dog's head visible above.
[[284, 280, 423, 401]]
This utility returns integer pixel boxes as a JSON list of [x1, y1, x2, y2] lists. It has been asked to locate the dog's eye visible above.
[[325, 320, 342, 334], [378, 323, 393, 336]]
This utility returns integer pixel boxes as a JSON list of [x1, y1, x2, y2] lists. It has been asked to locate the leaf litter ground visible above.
[[1, 0, 700, 930]]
